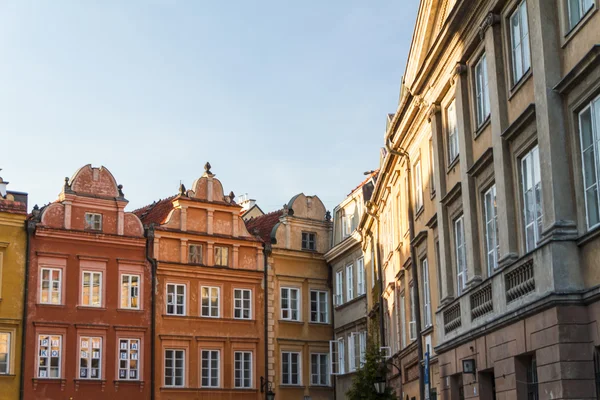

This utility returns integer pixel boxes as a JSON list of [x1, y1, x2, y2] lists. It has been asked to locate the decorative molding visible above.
[[425, 212, 438, 229], [427, 103, 442, 122], [554, 45, 600, 94], [411, 230, 428, 248], [467, 148, 494, 177], [478, 13, 500, 40], [501, 103, 536, 141], [441, 182, 462, 206]]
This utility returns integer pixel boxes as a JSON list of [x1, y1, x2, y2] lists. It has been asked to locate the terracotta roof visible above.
[[244, 210, 283, 243], [133, 195, 177, 226], [0, 199, 27, 215], [347, 169, 379, 197]]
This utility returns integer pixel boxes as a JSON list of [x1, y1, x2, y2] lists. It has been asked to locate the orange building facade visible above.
[[135, 163, 265, 400], [23, 165, 151, 400]]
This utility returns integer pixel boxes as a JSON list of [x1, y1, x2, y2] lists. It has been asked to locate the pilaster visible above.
[[232, 244, 239, 269], [63, 200, 72, 230], [180, 205, 187, 232], [180, 238, 188, 263], [117, 205, 125, 235], [207, 209, 214, 235], [232, 212, 238, 237], [206, 241, 214, 266]]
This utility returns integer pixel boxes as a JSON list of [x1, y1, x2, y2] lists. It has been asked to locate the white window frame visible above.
[[454, 215, 467, 296], [166, 283, 186, 316], [334, 270, 344, 306], [81, 270, 102, 307], [37, 334, 62, 378], [356, 257, 366, 296], [280, 287, 300, 321], [118, 338, 140, 380], [474, 53, 490, 127], [120, 274, 140, 309], [400, 294, 407, 349], [201, 286, 220, 318], [0, 332, 10, 375], [484, 185, 500, 275], [234, 288, 252, 320], [414, 159, 423, 211], [371, 246, 376, 288], [579, 95, 600, 229], [188, 244, 202, 264], [510, 0, 531, 84], [345, 263, 354, 301], [234, 351, 252, 388], [521, 146, 543, 252], [40, 267, 62, 305], [281, 351, 301, 385], [447, 99, 459, 162], [310, 290, 328, 324], [567, 0, 595, 30], [310, 353, 329, 386], [329, 338, 345, 375], [164, 349, 185, 387], [84, 212, 102, 231], [201, 349, 220, 388], [214, 246, 229, 267], [422, 258, 432, 328], [409, 286, 417, 341], [79, 336, 102, 379]]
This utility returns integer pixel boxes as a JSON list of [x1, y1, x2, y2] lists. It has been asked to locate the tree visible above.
[[346, 343, 396, 400]]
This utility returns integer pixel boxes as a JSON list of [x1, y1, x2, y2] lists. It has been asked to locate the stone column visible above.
[[206, 241, 214, 266], [64, 200, 72, 229], [180, 205, 187, 232], [207, 209, 214, 235], [180, 239, 188, 263], [454, 63, 482, 286], [232, 244, 239, 269], [256, 248, 264, 271], [481, 14, 519, 268]]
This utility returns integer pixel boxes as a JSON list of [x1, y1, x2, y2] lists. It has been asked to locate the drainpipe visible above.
[[263, 242, 271, 400], [20, 218, 36, 400], [144, 225, 157, 400], [385, 136, 425, 400], [327, 262, 337, 400], [364, 206, 384, 348]]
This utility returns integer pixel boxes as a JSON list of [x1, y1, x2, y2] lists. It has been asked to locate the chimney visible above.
[[236, 194, 257, 212], [0, 169, 9, 198]]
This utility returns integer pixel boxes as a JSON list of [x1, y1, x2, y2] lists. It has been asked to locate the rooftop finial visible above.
[[204, 162, 212, 174]]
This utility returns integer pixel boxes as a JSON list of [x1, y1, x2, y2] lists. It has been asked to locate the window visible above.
[[447, 99, 459, 162], [164, 349, 184, 387], [414, 159, 423, 211], [526, 355, 539, 400], [166, 283, 186, 315], [79, 337, 102, 379], [40, 267, 61, 304], [310, 290, 328, 323], [510, 0, 531, 83], [594, 347, 600, 398], [311, 353, 329, 386], [475, 54, 490, 127], [234, 351, 252, 388], [335, 270, 344, 306], [348, 331, 366, 371], [118, 339, 139, 380], [281, 352, 301, 385], [422, 259, 432, 328], [521, 146, 543, 252], [484, 185, 500, 275], [400, 294, 407, 348], [429, 139, 436, 194], [0, 333, 10, 374], [188, 244, 202, 264], [234, 289, 252, 319], [568, 0, 595, 30], [302, 232, 316, 251], [84, 213, 102, 231], [371, 245, 376, 288], [280, 287, 300, 321], [455, 215, 467, 295], [345, 263, 354, 301], [201, 286, 220, 318], [38, 335, 61, 378], [329, 339, 344, 375], [579, 96, 600, 229], [121, 274, 140, 309], [409, 286, 417, 341], [201, 350, 220, 387], [357, 257, 366, 296], [214, 246, 229, 266], [82, 271, 102, 307]]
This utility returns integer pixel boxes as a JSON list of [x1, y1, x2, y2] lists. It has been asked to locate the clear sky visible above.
[[0, 0, 419, 214]]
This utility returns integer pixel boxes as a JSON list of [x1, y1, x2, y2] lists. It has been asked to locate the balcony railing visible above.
[[470, 283, 493, 320], [443, 302, 461, 334], [505, 259, 535, 303]]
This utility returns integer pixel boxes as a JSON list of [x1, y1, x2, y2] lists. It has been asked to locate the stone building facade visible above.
[[23, 165, 150, 399]]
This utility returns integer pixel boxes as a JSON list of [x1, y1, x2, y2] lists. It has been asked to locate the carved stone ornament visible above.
[[479, 12, 500, 40], [427, 104, 441, 122]]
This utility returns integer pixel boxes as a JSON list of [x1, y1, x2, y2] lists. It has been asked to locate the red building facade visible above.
[[23, 165, 151, 399]]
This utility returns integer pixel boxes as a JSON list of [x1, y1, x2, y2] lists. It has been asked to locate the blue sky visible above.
[[0, 1, 419, 213]]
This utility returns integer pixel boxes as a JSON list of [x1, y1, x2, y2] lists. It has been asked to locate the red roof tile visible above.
[[347, 169, 379, 197], [244, 210, 283, 243], [133, 195, 177, 226]]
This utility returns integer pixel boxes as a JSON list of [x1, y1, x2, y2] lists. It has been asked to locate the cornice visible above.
[[324, 233, 361, 263], [35, 228, 145, 248], [502, 104, 536, 141], [554, 45, 600, 94], [467, 148, 494, 177], [441, 182, 462, 206], [478, 12, 500, 40]]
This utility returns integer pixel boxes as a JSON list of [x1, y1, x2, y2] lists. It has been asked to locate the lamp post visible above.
[[260, 376, 276, 400], [373, 373, 386, 395]]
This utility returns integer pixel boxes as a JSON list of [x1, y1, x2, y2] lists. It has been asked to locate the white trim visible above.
[[201, 286, 220, 318], [422, 259, 432, 328], [164, 348, 185, 387], [0, 332, 10, 374], [37, 334, 62, 378], [117, 338, 140, 380], [475, 53, 490, 127], [201, 349, 220, 388], [309, 290, 328, 323], [166, 283, 186, 316], [510, 0, 531, 84], [356, 257, 366, 296], [39, 267, 62, 305], [281, 351, 301, 385], [484, 185, 499, 275], [310, 353, 329, 386], [234, 351, 252, 388], [345, 263, 354, 301], [120, 274, 140, 309], [81, 270, 102, 307], [233, 288, 252, 320], [579, 95, 600, 229], [454, 215, 467, 295], [78, 336, 102, 379], [280, 287, 300, 321]]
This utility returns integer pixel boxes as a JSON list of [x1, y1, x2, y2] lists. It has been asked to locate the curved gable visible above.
[[288, 193, 327, 221], [69, 164, 120, 198]]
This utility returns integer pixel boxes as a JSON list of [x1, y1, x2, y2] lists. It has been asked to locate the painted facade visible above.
[[23, 165, 150, 399], [134, 163, 265, 400], [0, 173, 28, 400]]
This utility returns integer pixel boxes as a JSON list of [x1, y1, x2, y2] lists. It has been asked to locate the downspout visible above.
[[20, 218, 35, 400], [364, 205, 384, 348], [144, 225, 157, 400], [386, 136, 425, 400], [263, 242, 271, 400], [327, 262, 336, 399]]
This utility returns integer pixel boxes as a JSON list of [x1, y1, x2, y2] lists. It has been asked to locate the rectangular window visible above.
[[345, 263, 354, 301], [302, 232, 316, 250], [400, 294, 406, 348], [84, 213, 102, 231], [166, 283, 186, 316], [40, 267, 61, 304], [414, 159, 423, 211], [118, 338, 139, 380], [521, 146, 543, 252], [188, 244, 202, 264], [422, 259, 432, 328], [201, 350, 220, 387], [447, 99, 459, 162], [234, 289, 252, 319], [475, 54, 490, 127], [568, 0, 595, 30], [0, 333, 10, 374], [335, 270, 344, 305], [79, 336, 102, 379], [526, 355, 539, 400], [214, 246, 229, 267], [121, 274, 140, 309], [281, 352, 301, 385], [357, 257, 366, 296], [164, 349, 184, 387], [234, 351, 252, 388], [311, 353, 329, 386], [38, 335, 61, 378], [82, 271, 102, 307], [579, 96, 600, 229], [201, 286, 220, 318], [329, 339, 345, 375], [455, 215, 467, 295], [484, 185, 500, 275], [429, 139, 436, 194], [310, 290, 328, 323], [510, 0, 531, 83], [371, 245, 376, 288], [409, 286, 417, 341], [280, 287, 300, 321]]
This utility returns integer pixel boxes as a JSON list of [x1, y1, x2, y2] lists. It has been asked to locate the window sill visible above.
[[308, 321, 331, 326], [577, 224, 600, 246], [77, 306, 106, 310], [473, 116, 491, 139], [421, 325, 434, 336], [279, 319, 303, 324], [508, 69, 532, 100], [279, 384, 305, 388], [334, 294, 366, 310], [310, 384, 332, 388], [37, 303, 65, 308], [430, 189, 436, 200], [117, 308, 143, 312], [414, 206, 424, 220], [0, 374, 16, 378], [446, 156, 459, 173]]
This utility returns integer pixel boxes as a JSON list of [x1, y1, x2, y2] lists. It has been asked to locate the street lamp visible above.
[[373, 373, 386, 394], [260, 376, 276, 400]]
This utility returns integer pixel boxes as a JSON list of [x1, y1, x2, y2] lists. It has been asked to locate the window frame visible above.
[[214, 246, 229, 267], [234, 351, 252, 389], [188, 244, 203, 264], [422, 258, 432, 328], [509, 0, 531, 85], [166, 283, 187, 316], [164, 348, 185, 387], [201, 349, 220, 388], [78, 336, 102, 380], [118, 338, 140, 381], [233, 288, 252, 320], [310, 353, 329, 386], [447, 99, 459, 163], [345, 263, 354, 301], [201, 286, 221, 318], [281, 351, 301, 386], [301, 232, 317, 251], [521, 145, 543, 252], [484, 184, 500, 275], [84, 212, 103, 231], [414, 159, 424, 212], [37, 334, 62, 378], [39, 267, 62, 305], [578, 95, 600, 230], [474, 53, 491, 128], [454, 215, 467, 296], [81, 270, 103, 308], [280, 287, 300, 321], [310, 290, 329, 324], [0, 332, 10, 375], [335, 270, 344, 306], [356, 257, 366, 296], [120, 274, 140, 310], [567, 0, 596, 31]]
